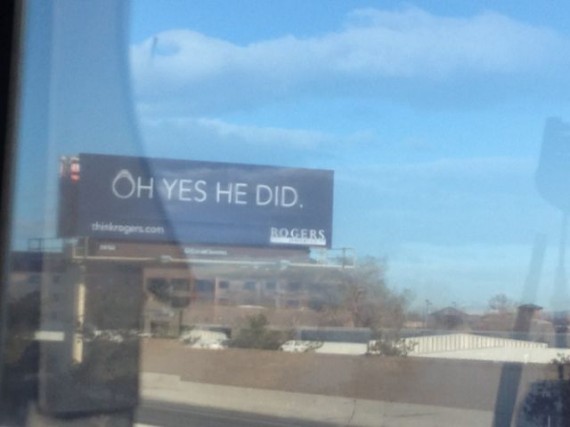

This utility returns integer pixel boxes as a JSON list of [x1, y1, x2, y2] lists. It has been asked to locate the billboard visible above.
[[59, 154, 334, 248]]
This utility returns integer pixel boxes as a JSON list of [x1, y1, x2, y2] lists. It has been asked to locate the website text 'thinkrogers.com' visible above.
[[90, 222, 165, 236]]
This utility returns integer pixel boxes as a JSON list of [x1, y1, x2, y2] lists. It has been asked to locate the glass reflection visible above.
[[3, 1, 570, 426]]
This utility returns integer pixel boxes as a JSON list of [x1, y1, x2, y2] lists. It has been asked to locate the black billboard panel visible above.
[[59, 154, 334, 248]]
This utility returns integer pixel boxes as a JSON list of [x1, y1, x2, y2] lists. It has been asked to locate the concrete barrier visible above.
[[404, 333, 547, 355], [141, 339, 553, 412]]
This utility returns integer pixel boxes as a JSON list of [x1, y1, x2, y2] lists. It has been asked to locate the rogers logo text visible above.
[[269, 227, 326, 246]]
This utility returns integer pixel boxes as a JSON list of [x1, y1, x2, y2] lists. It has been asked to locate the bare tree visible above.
[[340, 257, 413, 330], [488, 293, 515, 314]]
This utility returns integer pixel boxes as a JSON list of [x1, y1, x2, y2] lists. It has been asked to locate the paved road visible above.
[[136, 400, 341, 427], [140, 373, 496, 427]]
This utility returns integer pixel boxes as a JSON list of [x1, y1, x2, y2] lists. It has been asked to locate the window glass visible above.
[[4, 0, 570, 426]]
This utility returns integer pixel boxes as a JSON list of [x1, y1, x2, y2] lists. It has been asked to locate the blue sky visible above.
[[14, 1, 570, 310], [126, 1, 570, 309]]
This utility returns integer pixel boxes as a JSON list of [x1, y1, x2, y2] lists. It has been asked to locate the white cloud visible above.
[[141, 116, 373, 149], [190, 118, 329, 148], [337, 156, 535, 191], [130, 7, 569, 113], [137, 115, 378, 167], [342, 8, 560, 76], [330, 155, 553, 255]]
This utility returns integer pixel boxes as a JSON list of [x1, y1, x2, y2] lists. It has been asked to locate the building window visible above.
[[147, 278, 170, 300], [196, 279, 215, 293], [244, 281, 256, 291], [288, 282, 301, 292]]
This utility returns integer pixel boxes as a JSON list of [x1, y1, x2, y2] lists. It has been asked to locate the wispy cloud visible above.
[[331, 156, 551, 252], [131, 7, 569, 113], [182, 117, 330, 148], [387, 241, 556, 308], [342, 8, 561, 76], [338, 156, 535, 191], [138, 115, 377, 166]]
